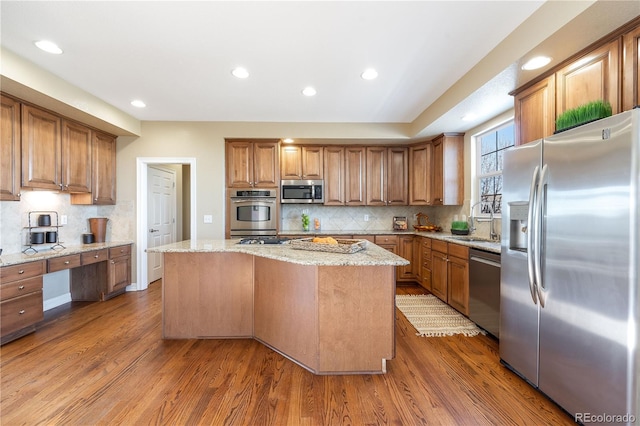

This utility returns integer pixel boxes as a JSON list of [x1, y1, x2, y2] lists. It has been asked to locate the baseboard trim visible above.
[[44, 293, 72, 311]]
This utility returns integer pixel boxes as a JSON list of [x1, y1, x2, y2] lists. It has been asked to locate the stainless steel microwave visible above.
[[281, 179, 324, 204]]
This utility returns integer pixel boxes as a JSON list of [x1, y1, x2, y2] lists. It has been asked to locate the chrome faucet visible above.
[[470, 201, 498, 240]]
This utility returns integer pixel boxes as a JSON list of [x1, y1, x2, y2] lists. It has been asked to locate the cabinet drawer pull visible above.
[[94, 254, 99, 258], [64, 261, 70, 265], [111, 260, 115, 264], [18, 285, 25, 290], [18, 270, 24, 274], [19, 310, 25, 315]]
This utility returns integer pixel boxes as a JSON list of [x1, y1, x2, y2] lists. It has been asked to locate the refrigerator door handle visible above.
[[534, 163, 548, 308], [526, 165, 539, 305]]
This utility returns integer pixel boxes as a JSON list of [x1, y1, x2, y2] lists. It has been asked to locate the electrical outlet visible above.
[[302, 209, 309, 214], [60, 215, 68, 225], [203, 215, 213, 223], [364, 214, 369, 222]]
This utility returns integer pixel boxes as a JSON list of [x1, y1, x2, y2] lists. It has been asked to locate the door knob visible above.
[[149, 229, 160, 233]]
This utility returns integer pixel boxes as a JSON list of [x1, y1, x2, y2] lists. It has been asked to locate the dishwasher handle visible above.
[[470, 256, 501, 268]]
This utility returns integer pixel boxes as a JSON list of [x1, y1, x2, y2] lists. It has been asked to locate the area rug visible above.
[[395, 294, 485, 337]]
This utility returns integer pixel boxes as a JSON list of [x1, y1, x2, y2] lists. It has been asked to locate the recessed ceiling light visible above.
[[302, 87, 317, 97], [361, 68, 378, 80], [231, 67, 249, 79], [521, 56, 552, 71], [34, 40, 63, 54], [283, 138, 294, 144], [131, 100, 146, 108]]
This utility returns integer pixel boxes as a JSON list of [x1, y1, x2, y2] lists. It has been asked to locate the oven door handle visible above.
[[232, 199, 275, 204]]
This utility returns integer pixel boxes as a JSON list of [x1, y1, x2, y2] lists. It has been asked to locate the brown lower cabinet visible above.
[[71, 244, 132, 301], [0, 244, 133, 345], [419, 237, 432, 291], [430, 239, 469, 315], [0, 260, 46, 345]]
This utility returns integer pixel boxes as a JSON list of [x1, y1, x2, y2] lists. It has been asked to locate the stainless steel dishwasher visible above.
[[468, 248, 501, 338]]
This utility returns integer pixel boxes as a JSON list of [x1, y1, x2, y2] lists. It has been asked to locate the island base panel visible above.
[[163, 252, 254, 339], [254, 258, 395, 374], [254, 257, 318, 371], [317, 265, 395, 373]]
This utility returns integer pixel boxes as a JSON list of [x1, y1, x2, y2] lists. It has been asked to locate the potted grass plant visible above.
[[555, 100, 612, 133]]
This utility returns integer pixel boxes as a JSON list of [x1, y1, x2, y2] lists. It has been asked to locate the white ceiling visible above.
[[1, 1, 639, 140]]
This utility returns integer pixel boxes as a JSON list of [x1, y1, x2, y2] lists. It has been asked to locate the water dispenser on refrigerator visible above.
[[508, 201, 528, 252]]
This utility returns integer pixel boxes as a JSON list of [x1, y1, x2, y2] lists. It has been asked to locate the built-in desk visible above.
[[0, 242, 132, 345]]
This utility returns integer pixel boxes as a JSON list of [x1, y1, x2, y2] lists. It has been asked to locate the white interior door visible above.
[[147, 165, 176, 283]]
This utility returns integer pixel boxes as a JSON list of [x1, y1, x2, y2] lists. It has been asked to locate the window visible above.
[[474, 120, 515, 215]]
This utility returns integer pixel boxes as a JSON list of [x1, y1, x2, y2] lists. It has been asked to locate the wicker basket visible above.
[[289, 238, 368, 254]]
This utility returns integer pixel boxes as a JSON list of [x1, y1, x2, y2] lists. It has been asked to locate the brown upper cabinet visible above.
[[21, 104, 63, 191], [323, 146, 345, 205], [344, 146, 366, 205], [409, 143, 433, 205], [226, 140, 279, 188], [513, 17, 639, 146], [70, 131, 117, 205], [1, 95, 21, 201], [513, 75, 556, 146], [365, 146, 408, 206], [18, 102, 116, 204], [61, 120, 92, 193], [280, 145, 323, 180], [431, 134, 463, 206], [555, 39, 620, 117], [623, 24, 640, 111]]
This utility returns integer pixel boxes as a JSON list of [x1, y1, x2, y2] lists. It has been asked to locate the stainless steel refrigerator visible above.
[[500, 109, 639, 424]]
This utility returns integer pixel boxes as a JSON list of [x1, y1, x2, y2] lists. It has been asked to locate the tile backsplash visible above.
[[281, 201, 500, 239], [0, 191, 132, 255], [1, 194, 500, 255]]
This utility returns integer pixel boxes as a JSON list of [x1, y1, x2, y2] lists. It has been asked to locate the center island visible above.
[[147, 239, 409, 375]]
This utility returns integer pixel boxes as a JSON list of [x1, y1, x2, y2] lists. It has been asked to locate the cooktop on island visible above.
[[237, 237, 291, 245]]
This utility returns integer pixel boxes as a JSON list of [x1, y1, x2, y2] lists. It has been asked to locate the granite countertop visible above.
[[147, 239, 410, 267], [279, 230, 501, 254], [0, 241, 134, 267]]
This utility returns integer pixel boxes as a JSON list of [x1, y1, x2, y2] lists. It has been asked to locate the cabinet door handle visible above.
[[94, 254, 99, 258], [19, 310, 25, 315], [18, 285, 25, 290], [18, 270, 24, 274], [111, 260, 115, 264], [64, 261, 70, 265]]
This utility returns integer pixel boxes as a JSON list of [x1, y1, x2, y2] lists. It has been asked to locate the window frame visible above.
[[471, 118, 515, 218]]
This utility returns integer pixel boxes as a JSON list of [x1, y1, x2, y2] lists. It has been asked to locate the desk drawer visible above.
[[0, 276, 42, 301], [81, 249, 109, 265], [48, 254, 82, 273], [1, 291, 43, 336], [0, 261, 46, 283], [109, 245, 131, 259]]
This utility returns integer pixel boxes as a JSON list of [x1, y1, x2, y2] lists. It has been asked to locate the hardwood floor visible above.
[[1, 281, 573, 425]]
